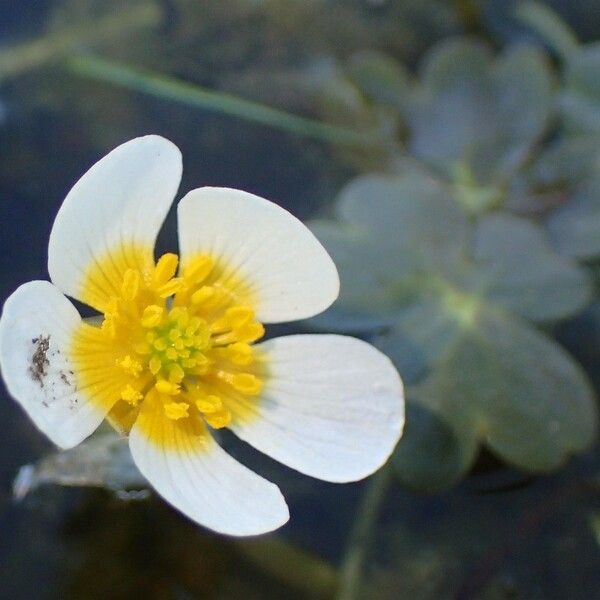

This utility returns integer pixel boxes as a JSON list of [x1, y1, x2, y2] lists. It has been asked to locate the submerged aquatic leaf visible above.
[[471, 213, 592, 320], [310, 173, 596, 487], [525, 135, 600, 258], [345, 51, 410, 112], [392, 396, 478, 492], [546, 177, 600, 258], [312, 173, 591, 329], [532, 134, 600, 187], [413, 307, 597, 472], [13, 430, 145, 499], [406, 39, 554, 183], [560, 42, 600, 133]]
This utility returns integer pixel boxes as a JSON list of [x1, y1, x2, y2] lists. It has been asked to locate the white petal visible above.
[[177, 187, 339, 323], [129, 408, 289, 536], [230, 335, 405, 482], [48, 135, 182, 308], [0, 281, 107, 449]]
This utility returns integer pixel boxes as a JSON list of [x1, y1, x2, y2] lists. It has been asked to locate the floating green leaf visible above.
[[310, 173, 596, 487]]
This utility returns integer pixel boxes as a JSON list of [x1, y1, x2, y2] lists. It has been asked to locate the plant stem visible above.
[[234, 536, 338, 598], [0, 3, 161, 80], [66, 54, 378, 148], [335, 464, 394, 600]]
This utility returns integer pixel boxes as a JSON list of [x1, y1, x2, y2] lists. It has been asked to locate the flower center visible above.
[[73, 252, 265, 432]]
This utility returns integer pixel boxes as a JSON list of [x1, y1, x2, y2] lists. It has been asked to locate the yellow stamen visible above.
[[205, 409, 232, 429], [184, 255, 214, 284], [195, 394, 223, 413], [157, 277, 185, 298], [153, 253, 179, 286], [149, 356, 162, 375], [164, 401, 189, 420], [120, 384, 142, 406], [217, 371, 263, 395], [73, 248, 264, 449], [155, 379, 180, 396], [169, 363, 185, 384], [141, 305, 164, 328], [117, 355, 143, 377], [219, 342, 253, 365], [191, 285, 215, 305]]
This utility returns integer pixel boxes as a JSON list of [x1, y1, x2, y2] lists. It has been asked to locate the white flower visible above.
[[0, 136, 404, 536]]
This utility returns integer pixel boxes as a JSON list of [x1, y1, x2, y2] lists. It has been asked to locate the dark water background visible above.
[[0, 1, 599, 599]]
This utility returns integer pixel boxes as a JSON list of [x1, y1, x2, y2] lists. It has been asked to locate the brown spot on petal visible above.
[[29, 335, 50, 387]]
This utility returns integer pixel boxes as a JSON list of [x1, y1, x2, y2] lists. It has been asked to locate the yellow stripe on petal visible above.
[[71, 244, 269, 442], [134, 390, 209, 451], [79, 244, 154, 314], [70, 322, 128, 414]]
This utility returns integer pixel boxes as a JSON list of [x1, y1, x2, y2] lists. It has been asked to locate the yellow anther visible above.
[[117, 355, 143, 377], [141, 305, 164, 328], [174, 338, 185, 351], [210, 307, 252, 333], [153, 337, 168, 351], [184, 255, 214, 284], [121, 269, 140, 301], [120, 384, 142, 406], [205, 409, 232, 429], [190, 356, 210, 375], [153, 253, 179, 286], [237, 321, 265, 343], [195, 394, 222, 414], [191, 286, 215, 305], [193, 329, 210, 348], [169, 363, 185, 384], [134, 341, 152, 355], [221, 342, 254, 365], [185, 317, 202, 336], [166, 347, 179, 361], [218, 371, 263, 395], [232, 373, 263, 395], [149, 356, 162, 375], [168, 306, 186, 321], [225, 306, 254, 328], [164, 401, 189, 420], [146, 331, 156, 343], [168, 329, 181, 341], [158, 277, 185, 298], [213, 321, 264, 346], [155, 379, 180, 395], [182, 357, 197, 369]]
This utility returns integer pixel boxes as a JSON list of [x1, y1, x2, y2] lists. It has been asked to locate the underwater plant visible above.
[[0, 135, 404, 535], [310, 172, 597, 490]]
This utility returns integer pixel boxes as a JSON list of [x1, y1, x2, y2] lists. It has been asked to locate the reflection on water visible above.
[[1, 1, 599, 598]]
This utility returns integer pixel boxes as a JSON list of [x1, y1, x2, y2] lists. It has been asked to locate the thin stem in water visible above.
[[66, 55, 379, 149], [0, 4, 161, 81], [335, 464, 394, 600]]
